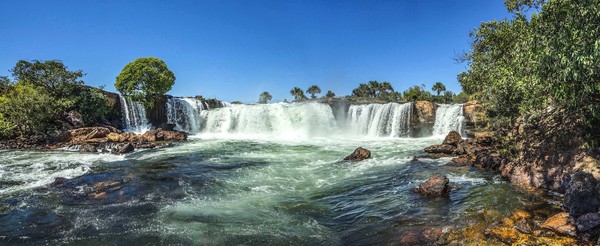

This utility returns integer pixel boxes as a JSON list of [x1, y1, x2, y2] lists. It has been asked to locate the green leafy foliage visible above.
[[115, 57, 175, 108], [258, 91, 272, 104], [325, 90, 335, 98], [431, 82, 446, 96], [402, 85, 432, 101], [351, 81, 397, 101], [290, 87, 308, 101], [11, 60, 84, 98], [0, 83, 56, 137], [459, 0, 600, 142], [306, 85, 321, 99]]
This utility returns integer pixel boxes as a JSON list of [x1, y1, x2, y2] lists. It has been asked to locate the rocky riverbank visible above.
[[422, 128, 600, 244], [0, 124, 187, 154]]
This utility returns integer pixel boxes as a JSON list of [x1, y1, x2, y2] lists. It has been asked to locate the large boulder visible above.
[[160, 130, 187, 141], [107, 132, 126, 142], [111, 143, 134, 154], [79, 144, 98, 153], [343, 147, 371, 161], [576, 213, 600, 232], [414, 174, 451, 196], [541, 212, 576, 237], [424, 144, 455, 154], [65, 110, 85, 128], [442, 131, 462, 146], [411, 101, 438, 137], [564, 172, 600, 218]]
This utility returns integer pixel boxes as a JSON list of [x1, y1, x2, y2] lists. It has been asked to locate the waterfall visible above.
[[166, 97, 205, 133], [432, 104, 465, 136], [346, 102, 412, 137], [119, 95, 151, 134], [199, 102, 338, 138]]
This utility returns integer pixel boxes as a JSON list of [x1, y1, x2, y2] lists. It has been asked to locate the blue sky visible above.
[[0, 0, 511, 103]]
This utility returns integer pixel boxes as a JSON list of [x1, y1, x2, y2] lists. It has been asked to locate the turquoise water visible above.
[[0, 136, 542, 245]]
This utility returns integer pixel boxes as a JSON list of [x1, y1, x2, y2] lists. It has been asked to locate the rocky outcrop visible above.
[[111, 143, 134, 154], [442, 130, 462, 146], [411, 101, 438, 137], [541, 212, 577, 237], [343, 147, 371, 161], [65, 110, 85, 128], [414, 174, 452, 196], [564, 172, 600, 218], [463, 100, 486, 129]]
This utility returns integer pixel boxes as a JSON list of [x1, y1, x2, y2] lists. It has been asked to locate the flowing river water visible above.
[[0, 102, 554, 245]]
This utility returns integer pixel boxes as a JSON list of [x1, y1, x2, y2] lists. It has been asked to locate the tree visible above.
[[0, 83, 56, 137], [325, 90, 335, 98], [403, 85, 432, 101], [11, 60, 84, 98], [0, 76, 10, 95], [258, 91, 272, 104], [290, 87, 307, 101], [306, 85, 321, 99], [431, 82, 446, 96], [115, 57, 175, 108]]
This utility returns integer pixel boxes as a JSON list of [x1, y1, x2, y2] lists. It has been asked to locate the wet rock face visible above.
[[111, 143, 134, 154], [424, 144, 455, 154], [443, 131, 462, 146], [65, 110, 85, 128], [79, 144, 98, 153], [565, 172, 600, 218], [411, 101, 438, 137], [343, 147, 371, 161], [158, 123, 176, 131], [414, 174, 451, 196]]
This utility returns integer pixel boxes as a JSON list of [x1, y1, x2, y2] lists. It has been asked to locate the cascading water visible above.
[[347, 102, 412, 137], [119, 95, 151, 134], [166, 97, 206, 133], [199, 102, 338, 138], [432, 104, 465, 136]]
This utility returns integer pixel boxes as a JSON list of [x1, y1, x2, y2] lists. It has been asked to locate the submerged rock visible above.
[[565, 172, 600, 218], [414, 174, 451, 196], [343, 147, 371, 161], [112, 143, 134, 154]]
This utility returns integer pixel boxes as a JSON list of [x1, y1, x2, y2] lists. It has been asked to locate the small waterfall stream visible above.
[[347, 102, 412, 137], [119, 95, 151, 134], [432, 104, 465, 136]]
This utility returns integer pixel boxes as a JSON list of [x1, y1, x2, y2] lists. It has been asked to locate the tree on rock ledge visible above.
[[258, 91, 272, 104], [115, 57, 175, 108]]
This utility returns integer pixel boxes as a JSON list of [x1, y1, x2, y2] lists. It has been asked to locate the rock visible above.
[[107, 132, 126, 142], [68, 127, 111, 142], [55, 131, 73, 142], [463, 100, 486, 128], [343, 147, 371, 161], [565, 172, 600, 218], [65, 110, 85, 128], [111, 143, 134, 154], [142, 130, 160, 142], [79, 144, 98, 153], [411, 101, 438, 137], [414, 174, 451, 196], [451, 156, 470, 164], [158, 123, 176, 131], [93, 180, 120, 192], [424, 144, 455, 154], [50, 177, 67, 187], [160, 130, 187, 141], [542, 212, 577, 237], [486, 227, 520, 244], [576, 213, 600, 232], [442, 131, 462, 146]]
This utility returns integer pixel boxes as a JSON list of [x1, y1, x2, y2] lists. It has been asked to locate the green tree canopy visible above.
[[431, 82, 446, 96], [11, 60, 84, 98], [306, 85, 321, 99], [258, 91, 272, 104], [325, 90, 335, 98], [402, 85, 432, 102], [0, 83, 56, 137], [351, 81, 395, 100], [290, 87, 307, 101], [115, 57, 175, 108]]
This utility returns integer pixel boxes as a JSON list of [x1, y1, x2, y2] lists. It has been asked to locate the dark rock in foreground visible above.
[[343, 147, 371, 161], [565, 171, 600, 218], [576, 213, 600, 232], [442, 130, 462, 146], [112, 143, 134, 154], [414, 174, 451, 196]]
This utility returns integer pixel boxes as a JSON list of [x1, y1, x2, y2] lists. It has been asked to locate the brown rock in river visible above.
[[424, 144, 455, 154], [343, 147, 371, 161], [442, 131, 462, 146], [414, 174, 451, 196], [107, 132, 126, 142], [111, 143, 134, 154], [541, 212, 576, 237]]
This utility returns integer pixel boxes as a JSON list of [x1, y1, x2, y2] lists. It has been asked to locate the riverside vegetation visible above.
[[0, 0, 599, 244]]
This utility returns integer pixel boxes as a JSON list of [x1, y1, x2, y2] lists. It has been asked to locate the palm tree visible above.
[[258, 91, 272, 104], [306, 85, 321, 99], [325, 90, 335, 98], [290, 87, 307, 101], [380, 81, 394, 93], [432, 82, 446, 96], [368, 81, 381, 98]]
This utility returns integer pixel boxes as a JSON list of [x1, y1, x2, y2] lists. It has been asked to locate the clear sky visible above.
[[0, 0, 511, 103]]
